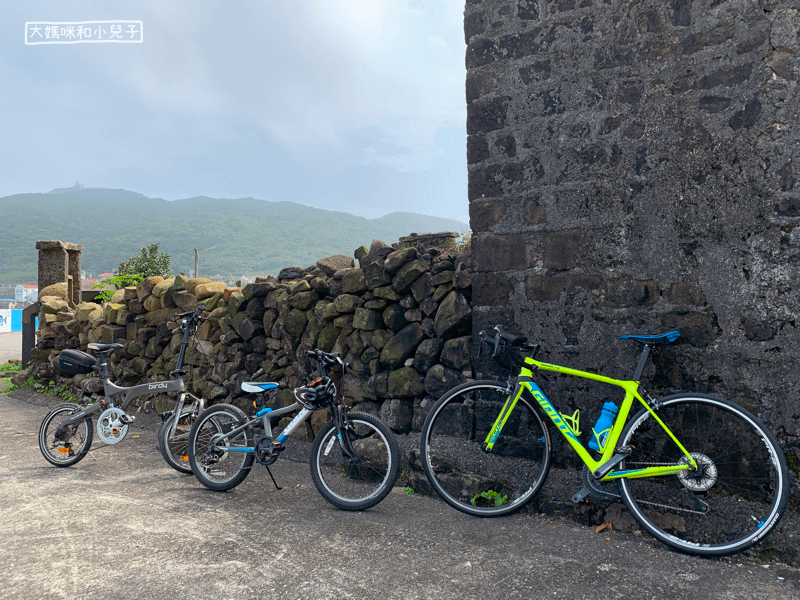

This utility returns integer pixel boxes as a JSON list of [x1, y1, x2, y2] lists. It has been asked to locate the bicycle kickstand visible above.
[[265, 465, 282, 491]]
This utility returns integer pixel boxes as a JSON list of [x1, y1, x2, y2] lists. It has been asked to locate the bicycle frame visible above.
[[485, 356, 698, 481], [218, 402, 314, 454], [53, 310, 205, 437], [210, 350, 359, 460]]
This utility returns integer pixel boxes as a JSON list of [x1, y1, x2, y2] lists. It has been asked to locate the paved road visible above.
[[1, 392, 798, 600], [0, 331, 21, 363]]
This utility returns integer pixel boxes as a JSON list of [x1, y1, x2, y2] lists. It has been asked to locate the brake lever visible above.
[[491, 333, 503, 357]]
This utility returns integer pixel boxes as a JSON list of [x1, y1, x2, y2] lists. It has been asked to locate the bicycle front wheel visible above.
[[157, 408, 197, 474], [420, 380, 552, 517], [618, 393, 789, 556], [39, 403, 93, 467], [188, 404, 254, 491], [310, 412, 400, 511]]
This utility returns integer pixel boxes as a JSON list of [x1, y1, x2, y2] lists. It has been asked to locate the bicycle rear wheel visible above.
[[38, 403, 93, 467], [157, 408, 197, 474], [618, 393, 789, 556], [310, 412, 400, 511], [420, 380, 551, 517], [189, 404, 254, 491]]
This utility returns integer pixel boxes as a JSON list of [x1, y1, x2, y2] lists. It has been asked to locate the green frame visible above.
[[484, 356, 698, 481]]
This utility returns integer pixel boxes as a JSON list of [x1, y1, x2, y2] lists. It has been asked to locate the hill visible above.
[[0, 188, 469, 282]]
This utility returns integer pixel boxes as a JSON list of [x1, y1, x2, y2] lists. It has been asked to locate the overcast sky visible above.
[[2, 1, 469, 221]]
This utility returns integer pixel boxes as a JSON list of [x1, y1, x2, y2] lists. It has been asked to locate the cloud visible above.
[[1, 0, 468, 220]]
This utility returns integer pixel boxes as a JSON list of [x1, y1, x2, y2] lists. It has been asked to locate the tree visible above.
[[117, 243, 172, 278]]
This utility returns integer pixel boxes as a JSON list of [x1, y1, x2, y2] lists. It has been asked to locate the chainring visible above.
[[582, 465, 621, 501], [97, 407, 129, 444], [254, 436, 280, 465]]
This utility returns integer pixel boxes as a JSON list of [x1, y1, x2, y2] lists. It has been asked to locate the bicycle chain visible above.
[[616, 461, 709, 516]]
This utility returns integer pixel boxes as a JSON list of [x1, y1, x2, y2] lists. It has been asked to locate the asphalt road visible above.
[[1, 392, 798, 600], [0, 331, 21, 363]]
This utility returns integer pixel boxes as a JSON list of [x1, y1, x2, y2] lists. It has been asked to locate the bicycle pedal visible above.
[[119, 414, 136, 424], [570, 487, 591, 503]]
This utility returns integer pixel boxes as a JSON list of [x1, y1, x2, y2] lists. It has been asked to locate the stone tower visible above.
[[466, 1, 800, 444]]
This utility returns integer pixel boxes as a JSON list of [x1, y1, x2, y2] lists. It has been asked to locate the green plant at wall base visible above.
[[40, 381, 76, 400], [93, 274, 143, 303], [470, 489, 508, 507], [404, 486, 414, 495]]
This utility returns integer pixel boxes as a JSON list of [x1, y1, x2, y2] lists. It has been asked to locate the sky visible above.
[[1, 1, 469, 222]]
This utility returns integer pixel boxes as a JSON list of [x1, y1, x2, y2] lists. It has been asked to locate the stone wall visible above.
[[466, 0, 800, 460], [28, 236, 473, 440]]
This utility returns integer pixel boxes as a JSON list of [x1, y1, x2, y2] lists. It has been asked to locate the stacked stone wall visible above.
[[467, 0, 800, 462], [27, 236, 473, 441]]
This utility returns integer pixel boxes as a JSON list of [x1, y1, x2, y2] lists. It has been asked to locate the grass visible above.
[[0, 369, 79, 402], [0, 363, 22, 392]]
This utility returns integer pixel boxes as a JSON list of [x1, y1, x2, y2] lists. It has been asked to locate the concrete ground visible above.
[[1, 391, 798, 600], [0, 331, 21, 363]]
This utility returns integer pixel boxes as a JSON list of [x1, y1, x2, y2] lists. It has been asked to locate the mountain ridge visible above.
[[1, 188, 469, 282]]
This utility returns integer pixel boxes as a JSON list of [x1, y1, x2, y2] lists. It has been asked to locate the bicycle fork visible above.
[[482, 382, 526, 452], [332, 407, 358, 461]]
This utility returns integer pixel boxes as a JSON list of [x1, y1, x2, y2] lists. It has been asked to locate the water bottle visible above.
[[589, 402, 619, 452]]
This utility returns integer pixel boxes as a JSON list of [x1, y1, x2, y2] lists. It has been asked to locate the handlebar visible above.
[[173, 305, 206, 331], [174, 304, 206, 321], [304, 349, 348, 376], [479, 325, 539, 366]]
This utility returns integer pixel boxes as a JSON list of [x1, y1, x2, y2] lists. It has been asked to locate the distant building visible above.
[[82, 280, 114, 303], [15, 284, 38, 304]]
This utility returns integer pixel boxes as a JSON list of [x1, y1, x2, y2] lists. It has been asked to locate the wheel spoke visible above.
[[619, 395, 788, 556], [420, 381, 551, 517], [310, 413, 399, 510]]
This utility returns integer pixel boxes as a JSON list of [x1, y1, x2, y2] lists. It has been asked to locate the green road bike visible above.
[[419, 326, 789, 557]]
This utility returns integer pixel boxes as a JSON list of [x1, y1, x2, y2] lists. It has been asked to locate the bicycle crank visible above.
[[254, 436, 284, 466], [571, 466, 621, 503], [97, 407, 130, 444]]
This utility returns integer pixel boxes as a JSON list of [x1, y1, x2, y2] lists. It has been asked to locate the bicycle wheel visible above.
[[420, 380, 552, 517], [157, 408, 197, 474], [188, 404, 254, 491], [310, 412, 400, 511], [39, 403, 93, 467], [618, 393, 789, 556]]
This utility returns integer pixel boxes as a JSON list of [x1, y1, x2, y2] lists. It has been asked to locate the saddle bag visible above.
[[58, 349, 98, 375]]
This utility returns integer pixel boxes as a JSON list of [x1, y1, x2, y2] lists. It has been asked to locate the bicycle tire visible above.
[[310, 412, 400, 511], [157, 408, 196, 474], [618, 393, 789, 556], [420, 380, 552, 517], [39, 403, 93, 467], [188, 404, 254, 491]]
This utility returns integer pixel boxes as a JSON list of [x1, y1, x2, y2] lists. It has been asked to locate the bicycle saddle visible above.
[[618, 331, 680, 345], [242, 382, 279, 394], [87, 343, 124, 352]]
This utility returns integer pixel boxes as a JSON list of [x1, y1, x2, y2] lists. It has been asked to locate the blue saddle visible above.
[[618, 331, 680, 345]]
